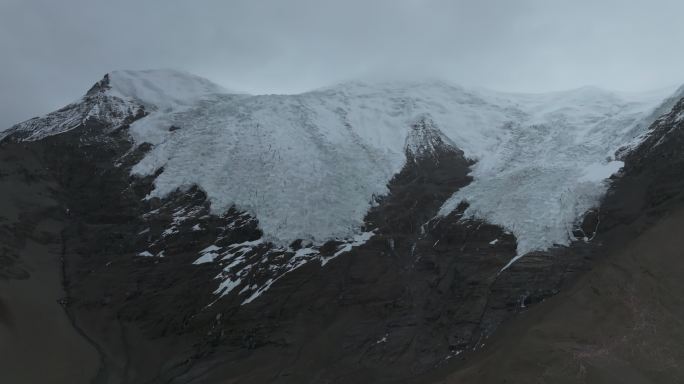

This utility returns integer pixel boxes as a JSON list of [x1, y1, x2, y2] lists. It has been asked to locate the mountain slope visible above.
[[1, 70, 683, 383], [432, 92, 684, 384]]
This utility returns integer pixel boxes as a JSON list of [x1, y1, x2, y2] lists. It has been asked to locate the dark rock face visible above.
[[2, 84, 684, 383]]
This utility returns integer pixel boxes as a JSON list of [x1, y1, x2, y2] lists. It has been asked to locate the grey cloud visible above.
[[2, 0, 684, 129]]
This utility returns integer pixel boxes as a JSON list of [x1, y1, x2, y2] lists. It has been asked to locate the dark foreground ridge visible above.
[[2, 80, 684, 383]]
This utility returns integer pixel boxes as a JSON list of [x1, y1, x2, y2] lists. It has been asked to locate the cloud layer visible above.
[[2, 0, 684, 129]]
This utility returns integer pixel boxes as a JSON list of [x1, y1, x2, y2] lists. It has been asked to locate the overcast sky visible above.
[[2, 0, 684, 129]]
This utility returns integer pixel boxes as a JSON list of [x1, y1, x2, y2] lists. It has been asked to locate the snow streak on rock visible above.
[[197, 231, 375, 305]]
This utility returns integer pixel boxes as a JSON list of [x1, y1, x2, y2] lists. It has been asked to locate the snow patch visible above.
[[193, 245, 222, 265], [376, 334, 389, 344]]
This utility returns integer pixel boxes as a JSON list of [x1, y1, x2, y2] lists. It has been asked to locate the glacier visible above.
[[4, 69, 677, 262]]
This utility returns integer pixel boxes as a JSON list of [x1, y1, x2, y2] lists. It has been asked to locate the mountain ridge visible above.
[[3, 69, 684, 383], [1, 69, 680, 268]]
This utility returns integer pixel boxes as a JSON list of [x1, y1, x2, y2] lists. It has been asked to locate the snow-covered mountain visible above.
[[3, 69, 675, 259], [5, 69, 684, 383]]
